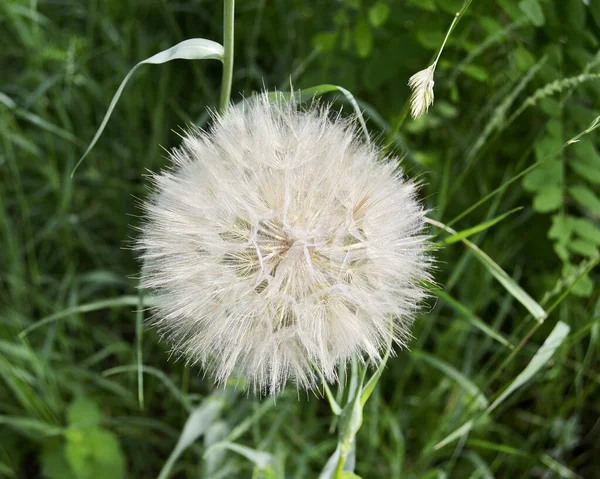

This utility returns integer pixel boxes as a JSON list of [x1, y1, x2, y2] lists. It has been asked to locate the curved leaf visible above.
[[72, 38, 224, 176]]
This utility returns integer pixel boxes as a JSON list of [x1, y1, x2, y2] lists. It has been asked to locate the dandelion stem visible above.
[[219, 0, 235, 113]]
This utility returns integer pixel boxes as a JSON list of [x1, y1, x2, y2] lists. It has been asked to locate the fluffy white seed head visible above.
[[137, 94, 431, 394], [408, 65, 436, 119]]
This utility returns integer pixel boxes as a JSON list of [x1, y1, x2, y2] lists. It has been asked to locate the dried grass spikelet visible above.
[[137, 93, 431, 394], [408, 65, 436, 119]]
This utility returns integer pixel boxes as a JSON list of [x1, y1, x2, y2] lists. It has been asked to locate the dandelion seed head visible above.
[[408, 65, 436, 119], [138, 93, 431, 394]]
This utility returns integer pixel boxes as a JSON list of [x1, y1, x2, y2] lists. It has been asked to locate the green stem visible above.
[[384, 0, 472, 149], [219, 0, 235, 113]]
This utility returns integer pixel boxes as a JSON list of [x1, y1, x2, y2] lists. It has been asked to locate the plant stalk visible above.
[[219, 0, 235, 113]]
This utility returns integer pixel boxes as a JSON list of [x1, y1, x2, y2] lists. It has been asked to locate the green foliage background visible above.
[[1, 0, 599, 477]]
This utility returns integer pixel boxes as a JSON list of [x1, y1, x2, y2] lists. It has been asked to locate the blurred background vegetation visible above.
[[1, 0, 599, 477]]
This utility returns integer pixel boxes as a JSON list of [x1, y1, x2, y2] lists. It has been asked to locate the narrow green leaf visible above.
[[0, 416, 63, 436], [136, 291, 145, 411], [467, 439, 529, 457], [439, 207, 523, 245], [0, 92, 81, 145], [570, 185, 600, 215], [434, 419, 474, 450], [360, 321, 393, 406], [353, 19, 373, 58], [268, 85, 370, 144], [519, 0, 545, 26], [103, 365, 192, 412], [72, 38, 224, 176], [412, 351, 489, 409], [158, 400, 222, 479], [324, 381, 343, 416], [428, 284, 514, 348], [427, 219, 548, 322], [205, 442, 273, 471], [319, 445, 341, 479], [465, 451, 494, 479], [487, 321, 570, 413], [540, 453, 579, 479], [19, 295, 159, 338]]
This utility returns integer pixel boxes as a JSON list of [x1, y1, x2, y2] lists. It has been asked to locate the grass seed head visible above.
[[408, 65, 436, 119]]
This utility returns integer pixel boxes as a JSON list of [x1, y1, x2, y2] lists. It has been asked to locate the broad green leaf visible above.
[[439, 207, 523, 245], [570, 273, 593, 297], [313, 32, 338, 52], [535, 136, 563, 162], [519, 0, 545, 26], [462, 64, 489, 82], [570, 217, 600, 245], [513, 45, 535, 72], [487, 321, 570, 413], [67, 397, 101, 428], [568, 240, 599, 258], [533, 186, 562, 213], [412, 350, 489, 409], [497, 0, 524, 20], [548, 215, 572, 244], [354, 19, 373, 58], [42, 443, 77, 479], [416, 29, 445, 50], [368, 2, 390, 27], [571, 137, 598, 164], [569, 185, 600, 215], [570, 161, 600, 184], [591, 0, 600, 29], [522, 160, 562, 192], [72, 38, 224, 176], [66, 428, 125, 479], [158, 400, 222, 479]]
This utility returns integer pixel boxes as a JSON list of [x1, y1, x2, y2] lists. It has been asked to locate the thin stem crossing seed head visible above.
[[137, 93, 431, 394]]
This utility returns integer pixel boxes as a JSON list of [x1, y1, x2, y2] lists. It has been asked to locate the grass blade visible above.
[[412, 351, 489, 409], [19, 295, 158, 338], [72, 38, 224, 176], [486, 321, 570, 413], [427, 218, 547, 322], [268, 84, 370, 142], [428, 284, 513, 349], [158, 399, 222, 479], [438, 207, 523, 245]]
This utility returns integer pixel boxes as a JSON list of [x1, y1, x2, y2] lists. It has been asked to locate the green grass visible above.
[[1, 0, 599, 478]]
